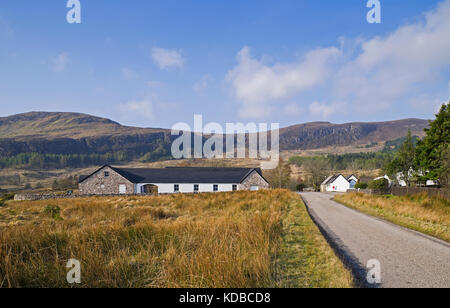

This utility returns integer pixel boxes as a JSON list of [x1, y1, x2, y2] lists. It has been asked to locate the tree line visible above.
[[0, 145, 172, 170], [385, 102, 449, 187], [0, 152, 129, 170], [274, 102, 449, 190]]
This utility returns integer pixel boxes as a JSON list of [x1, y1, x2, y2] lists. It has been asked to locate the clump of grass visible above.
[[335, 193, 450, 242], [0, 190, 353, 288], [43, 205, 63, 221]]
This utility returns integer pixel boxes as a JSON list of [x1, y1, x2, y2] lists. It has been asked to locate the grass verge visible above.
[[0, 190, 353, 288], [274, 197, 354, 288], [334, 193, 450, 242]]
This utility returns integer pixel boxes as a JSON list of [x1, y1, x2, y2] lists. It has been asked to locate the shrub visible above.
[[0, 193, 15, 207], [368, 178, 389, 190], [355, 182, 368, 189], [43, 205, 62, 220]]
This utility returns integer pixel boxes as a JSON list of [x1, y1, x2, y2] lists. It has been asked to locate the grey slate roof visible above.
[[322, 174, 344, 185], [347, 174, 359, 181], [79, 165, 267, 184]]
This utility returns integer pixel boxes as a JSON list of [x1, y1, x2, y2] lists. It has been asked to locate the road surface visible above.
[[300, 192, 450, 288]]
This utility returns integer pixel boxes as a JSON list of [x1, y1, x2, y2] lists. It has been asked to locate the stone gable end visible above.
[[240, 170, 269, 190], [79, 166, 134, 195]]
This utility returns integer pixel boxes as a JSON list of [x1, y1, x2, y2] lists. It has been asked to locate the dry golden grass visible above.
[[0, 190, 353, 288], [335, 193, 450, 242]]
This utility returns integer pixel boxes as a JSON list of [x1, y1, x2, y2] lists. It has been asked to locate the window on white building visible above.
[[213, 185, 219, 192], [174, 184, 180, 193]]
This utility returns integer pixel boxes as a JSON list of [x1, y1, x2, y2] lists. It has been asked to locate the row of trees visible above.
[[265, 157, 329, 191], [0, 147, 174, 171], [0, 152, 130, 170], [384, 103, 449, 187], [289, 152, 393, 171]]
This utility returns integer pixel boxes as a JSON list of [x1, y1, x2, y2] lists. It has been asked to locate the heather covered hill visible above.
[[0, 112, 429, 168], [0, 112, 166, 139]]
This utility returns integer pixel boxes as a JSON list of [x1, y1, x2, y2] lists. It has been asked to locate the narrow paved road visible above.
[[300, 192, 450, 288]]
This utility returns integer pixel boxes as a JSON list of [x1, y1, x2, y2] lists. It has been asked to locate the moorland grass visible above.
[[335, 193, 450, 242], [0, 190, 353, 288]]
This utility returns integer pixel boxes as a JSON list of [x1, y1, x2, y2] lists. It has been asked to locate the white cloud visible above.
[[193, 75, 212, 93], [226, 46, 341, 119], [334, 0, 450, 113], [225, 1, 450, 120], [283, 104, 302, 116], [119, 100, 153, 119], [121, 68, 138, 80], [52, 52, 69, 72], [309, 102, 344, 119], [151, 47, 184, 69]]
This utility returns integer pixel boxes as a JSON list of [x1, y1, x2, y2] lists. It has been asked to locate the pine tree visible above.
[[384, 130, 416, 186], [415, 102, 449, 186]]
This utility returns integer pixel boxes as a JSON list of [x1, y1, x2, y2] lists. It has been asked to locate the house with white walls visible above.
[[79, 165, 269, 195], [347, 175, 359, 189], [320, 174, 356, 192]]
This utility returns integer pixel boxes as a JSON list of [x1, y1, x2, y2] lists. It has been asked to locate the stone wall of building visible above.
[[79, 166, 134, 195], [240, 171, 269, 190]]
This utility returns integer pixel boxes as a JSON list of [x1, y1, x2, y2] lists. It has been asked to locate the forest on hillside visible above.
[[288, 136, 420, 171]]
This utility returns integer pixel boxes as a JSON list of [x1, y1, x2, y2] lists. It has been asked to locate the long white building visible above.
[[79, 165, 269, 195]]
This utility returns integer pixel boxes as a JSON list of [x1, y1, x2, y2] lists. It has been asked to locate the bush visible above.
[[43, 205, 62, 220], [355, 182, 368, 189], [296, 183, 308, 192], [368, 178, 389, 190], [0, 193, 15, 207]]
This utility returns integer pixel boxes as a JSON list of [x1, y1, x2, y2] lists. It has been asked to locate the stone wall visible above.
[[13, 193, 156, 201], [240, 170, 269, 190], [79, 166, 134, 195], [14, 193, 79, 201]]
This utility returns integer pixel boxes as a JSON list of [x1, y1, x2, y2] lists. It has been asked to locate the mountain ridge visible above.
[[0, 111, 428, 139], [0, 112, 429, 158]]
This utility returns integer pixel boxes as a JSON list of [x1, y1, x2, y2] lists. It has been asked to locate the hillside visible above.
[[0, 112, 166, 139], [279, 119, 428, 150], [0, 111, 429, 163]]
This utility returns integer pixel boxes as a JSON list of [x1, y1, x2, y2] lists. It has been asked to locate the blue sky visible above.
[[0, 0, 449, 129]]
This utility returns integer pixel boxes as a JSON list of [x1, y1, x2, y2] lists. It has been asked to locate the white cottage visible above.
[[320, 174, 357, 192], [347, 174, 359, 189]]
